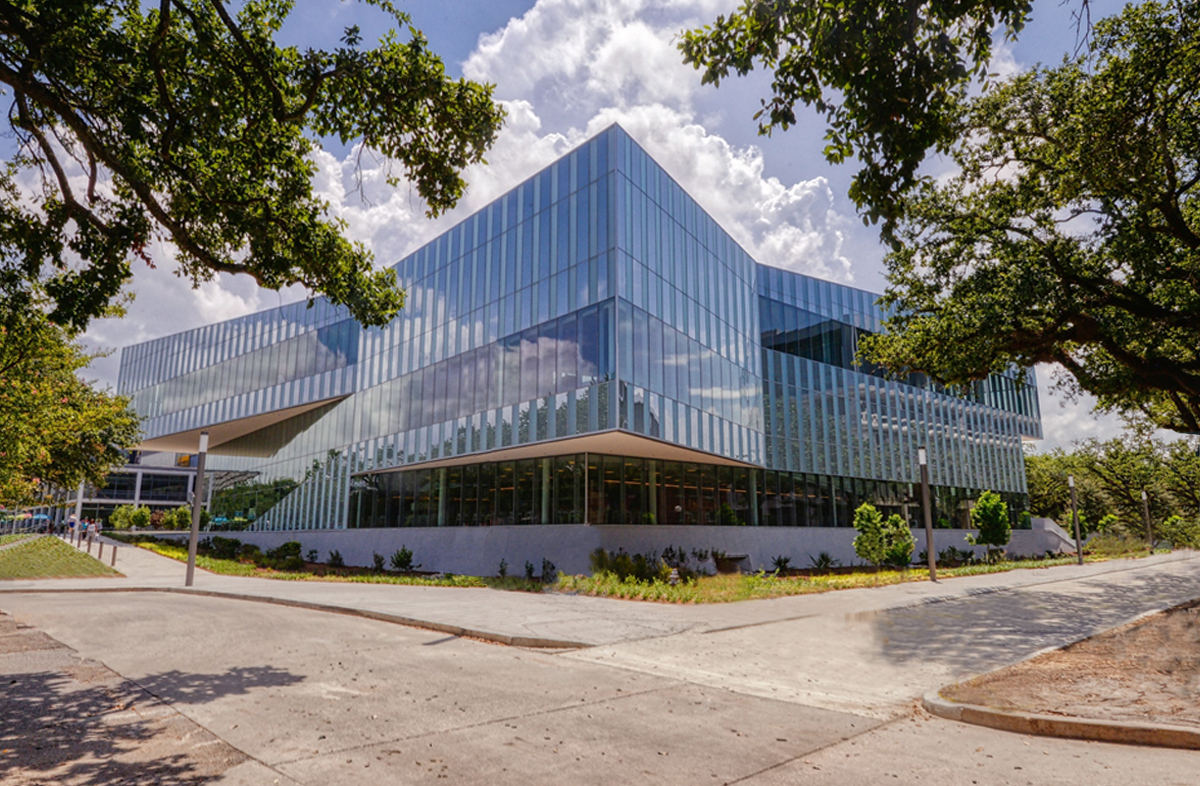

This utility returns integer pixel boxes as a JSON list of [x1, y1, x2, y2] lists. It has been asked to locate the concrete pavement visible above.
[[8, 539, 1200, 717], [3, 593, 877, 785], [4, 580, 1199, 785], [565, 552, 1200, 719], [8, 535, 1200, 655]]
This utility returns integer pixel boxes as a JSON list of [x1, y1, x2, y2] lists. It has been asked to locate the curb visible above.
[[922, 691, 1200, 750], [0, 586, 587, 650], [923, 598, 1200, 750]]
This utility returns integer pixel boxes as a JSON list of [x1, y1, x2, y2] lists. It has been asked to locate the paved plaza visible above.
[[3, 540, 1200, 784]]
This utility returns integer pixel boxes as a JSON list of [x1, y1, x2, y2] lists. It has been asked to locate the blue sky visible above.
[[82, 0, 1135, 451]]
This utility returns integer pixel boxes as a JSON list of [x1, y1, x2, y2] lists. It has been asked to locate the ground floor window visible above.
[[349, 453, 1026, 529]]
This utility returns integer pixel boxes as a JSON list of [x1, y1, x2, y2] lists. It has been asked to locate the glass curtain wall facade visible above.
[[117, 124, 1041, 534]]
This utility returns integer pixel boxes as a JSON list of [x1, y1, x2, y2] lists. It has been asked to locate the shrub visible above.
[[883, 515, 915, 567], [161, 507, 183, 530], [108, 505, 135, 530], [771, 555, 792, 573], [1088, 533, 1148, 558], [372, 552, 386, 572], [808, 551, 840, 573], [589, 547, 668, 582], [239, 543, 261, 562], [853, 503, 887, 567], [659, 545, 693, 577], [524, 560, 535, 580], [937, 546, 977, 567], [266, 541, 302, 561], [540, 557, 556, 583], [209, 536, 243, 561], [327, 550, 345, 568], [160, 506, 208, 531], [389, 546, 419, 572], [159, 507, 182, 530], [1158, 516, 1200, 550], [967, 491, 1011, 563], [305, 549, 319, 563], [498, 558, 508, 578], [590, 547, 610, 574], [853, 505, 915, 568], [254, 541, 304, 570], [109, 504, 153, 530]]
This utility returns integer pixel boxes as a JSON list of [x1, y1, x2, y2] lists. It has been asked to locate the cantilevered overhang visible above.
[[136, 396, 348, 457], [357, 430, 758, 476]]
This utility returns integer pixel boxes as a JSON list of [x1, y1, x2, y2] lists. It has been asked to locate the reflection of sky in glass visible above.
[[134, 317, 361, 418], [113, 126, 1038, 533]]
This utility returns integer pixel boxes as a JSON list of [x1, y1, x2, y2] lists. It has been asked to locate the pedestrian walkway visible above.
[[5, 536, 1200, 663], [566, 551, 1200, 718]]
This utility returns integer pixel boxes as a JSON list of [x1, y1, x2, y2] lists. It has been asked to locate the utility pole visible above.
[[919, 446, 937, 582], [1069, 475, 1083, 566], [185, 431, 209, 587]]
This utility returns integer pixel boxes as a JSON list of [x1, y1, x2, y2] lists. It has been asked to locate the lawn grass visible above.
[[0, 534, 36, 547], [555, 553, 1130, 603], [0, 536, 121, 580]]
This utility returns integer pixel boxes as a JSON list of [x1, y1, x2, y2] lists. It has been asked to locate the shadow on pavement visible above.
[[874, 569, 1200, 675], [134, 664, 304, 704], [0, 663, 301, 784]]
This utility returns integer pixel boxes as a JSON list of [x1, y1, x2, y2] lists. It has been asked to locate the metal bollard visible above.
[[98, 541, 105, 561], [87, 535, 93, 555], [110, 542, 118, 568]]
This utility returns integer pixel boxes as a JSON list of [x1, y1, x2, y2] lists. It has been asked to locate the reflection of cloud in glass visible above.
[[134, 317, 360, 418]]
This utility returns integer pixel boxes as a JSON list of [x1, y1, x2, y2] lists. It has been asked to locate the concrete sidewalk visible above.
[[566, 551, 1200, 718], [5, 548, 1200, 785], [5, 536, 1200, 650]]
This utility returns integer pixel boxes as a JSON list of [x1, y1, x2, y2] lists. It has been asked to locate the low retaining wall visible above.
[[146, 525, 1058, 577]]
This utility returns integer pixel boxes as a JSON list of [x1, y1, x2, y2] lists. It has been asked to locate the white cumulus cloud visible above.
[[78, 0, 863, 386]]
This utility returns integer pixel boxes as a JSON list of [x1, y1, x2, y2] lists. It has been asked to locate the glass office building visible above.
[[118, 125, 1041, 542]]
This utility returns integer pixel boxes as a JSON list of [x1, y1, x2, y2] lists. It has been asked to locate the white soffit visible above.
[[360, 430, 757, 475]]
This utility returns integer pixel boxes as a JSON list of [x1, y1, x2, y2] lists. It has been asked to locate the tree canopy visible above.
[[0, 0, 504, 330], [861, 1, 1200, 433], [680, 0, 1033, 231], [1024, 429, 1200, 539], [967, 490, 1010, 560], [0, 305, 140, 507]]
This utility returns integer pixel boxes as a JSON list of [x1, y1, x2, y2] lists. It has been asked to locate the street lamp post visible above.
[[1141, 489, 1153, 550], [1069, 475, 1083, 565], [919, 446, 937, 582], [185, 431, 209, 587]]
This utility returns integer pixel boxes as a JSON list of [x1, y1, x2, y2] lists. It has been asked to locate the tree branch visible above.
[[203, 0, 286, 116]]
